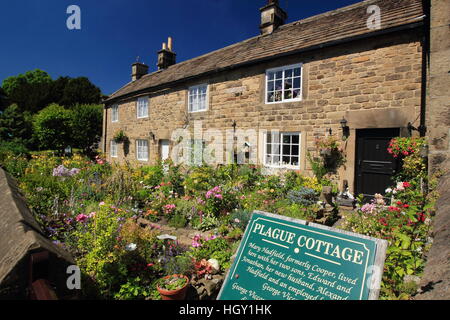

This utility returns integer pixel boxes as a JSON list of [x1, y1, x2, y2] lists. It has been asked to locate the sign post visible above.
[[218, 211, 387, 300]]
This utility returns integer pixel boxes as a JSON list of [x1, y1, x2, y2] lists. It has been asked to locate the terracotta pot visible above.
[[157, 275, 189, 301]]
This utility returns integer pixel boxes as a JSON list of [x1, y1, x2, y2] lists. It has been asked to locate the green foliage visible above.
[[114, 277, 150, 300], [56, 77, 102, 108], [0, 104, 34, 147], [70, 104, 103, 153], [193, 214, 220, 231], [163, 255, 195, 276], [33, 104, 73, 151], [183, 166, 215, 195], [157, 275, 187, 291], [287, 187, 319, 206], [2, 69, 53, 113], [191, 237, 231, 264], [229, 209, 252, 230], [168, 213, 188, 229]]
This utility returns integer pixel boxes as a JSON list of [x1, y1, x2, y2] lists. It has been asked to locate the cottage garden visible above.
[[0, 136, 438, 300]]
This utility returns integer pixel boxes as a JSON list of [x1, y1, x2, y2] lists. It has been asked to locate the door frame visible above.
[[354, 128, 400, 199]]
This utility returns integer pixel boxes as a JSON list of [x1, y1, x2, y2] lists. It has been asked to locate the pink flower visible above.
[[215, 194, 223, 199], [76, 214, 88, 223], [99, 201, 106, 206], [403, 182, 411, 188], [88, 212, 96, 218]]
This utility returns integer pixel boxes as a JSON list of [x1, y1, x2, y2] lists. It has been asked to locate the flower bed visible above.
[[0, 137, 438, 300]]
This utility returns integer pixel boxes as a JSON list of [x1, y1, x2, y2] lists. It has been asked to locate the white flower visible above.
[[125, 243, 137, 251], [385, 188, 392, 194]]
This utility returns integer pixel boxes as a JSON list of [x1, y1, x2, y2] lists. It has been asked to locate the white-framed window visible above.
[[136, 139, 149, 161], [264, 132, 301, 169], [111, 104, 119, 122], [188, 84, 208, 112], [137, 96, 149, 118], [266, 64, 303, 104], [110, 140, 118, 158]]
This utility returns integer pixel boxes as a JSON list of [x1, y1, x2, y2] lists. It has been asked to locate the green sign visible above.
[[218, 211, 387, 300]]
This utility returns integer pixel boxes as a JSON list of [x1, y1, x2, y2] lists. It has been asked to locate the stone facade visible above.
[[103, 30, 423, 193], [427, 0, 450, 172]]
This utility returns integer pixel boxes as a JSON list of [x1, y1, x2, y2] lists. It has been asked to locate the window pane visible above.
[[272, 143, 280, 155], [292, 145, 299, 156], [266, 144, 272, 154], [275, 71, 283, 79], [282, 156, 290, 164], [268, 72, 275, 80], [267, 81, 274, 92], [285, 69, 293, 78], [293, 89, 301, 99], [273, 155, 280, 165], [293, 78, 301, 89], [294, 68, 301, 77], [283, 135, 291, 144], [274, 91, 282, 102], [291, 157, 299, 166], [285, 79, 292, 90], [275, 80, 283, 90], [292, 134, 299, 144], [282, 144, 290, 155], [284, 90, 293, 100], [267, 92, 274, 103]]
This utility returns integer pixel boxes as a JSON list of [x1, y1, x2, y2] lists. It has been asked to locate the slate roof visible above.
[[105, 0, 425, 103]]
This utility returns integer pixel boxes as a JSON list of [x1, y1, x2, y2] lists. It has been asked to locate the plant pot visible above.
[[157, 274, 189, 301]]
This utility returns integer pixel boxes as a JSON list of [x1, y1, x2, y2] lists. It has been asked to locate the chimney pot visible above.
[[157, 37, 176, 70]]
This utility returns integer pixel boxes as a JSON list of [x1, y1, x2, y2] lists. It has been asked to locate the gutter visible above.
[[104, 20, 425, 105]]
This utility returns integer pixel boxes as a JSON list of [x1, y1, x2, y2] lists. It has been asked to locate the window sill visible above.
[[265, 98, 302, 105]]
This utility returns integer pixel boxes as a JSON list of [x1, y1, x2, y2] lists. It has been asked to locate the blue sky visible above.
[[0, 0, 361, 95]]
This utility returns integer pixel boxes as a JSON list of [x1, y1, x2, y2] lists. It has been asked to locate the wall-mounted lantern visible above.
[[340, 118, 349, 140], [149, 131, 156, 142]]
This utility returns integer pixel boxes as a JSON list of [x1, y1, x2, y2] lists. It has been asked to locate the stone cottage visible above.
[[102, 0, 435, 198]]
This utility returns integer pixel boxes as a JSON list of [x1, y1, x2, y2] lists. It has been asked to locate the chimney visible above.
[[259, 0, 287, 35], [157, 37, 176, 70], [131, 61, 149, 81]]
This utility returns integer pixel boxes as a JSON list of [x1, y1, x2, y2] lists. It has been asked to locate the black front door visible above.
[[355, 128, 400, 199]]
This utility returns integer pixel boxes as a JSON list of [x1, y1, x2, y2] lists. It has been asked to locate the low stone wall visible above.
[[0, 168, 74, 299], [415, 161, 450, 300]]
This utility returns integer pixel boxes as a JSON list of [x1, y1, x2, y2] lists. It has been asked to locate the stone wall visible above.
[[415, 160, 450, 300], [427, 0, 450, 172], [104, 30, 423, 193]]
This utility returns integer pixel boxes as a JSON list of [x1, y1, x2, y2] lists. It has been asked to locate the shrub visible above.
[[168, 213, 188, 229], [33, 104, 73, 152], [70, 104, 103, 154], [229, 209, 253, 230], [287, 187, 319, 206]]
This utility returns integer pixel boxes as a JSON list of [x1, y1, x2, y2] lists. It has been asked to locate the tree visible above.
[[2, 69, 53, 113], [0, 104, 34, 147], [33, 104, 72, 152], [59, 77, 102, 108], [70, 104, 103, 153], [0, 87, 10, 112]]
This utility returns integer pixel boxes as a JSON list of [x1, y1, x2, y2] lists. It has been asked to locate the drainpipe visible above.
[[419, 0, 430, 137], [103, 106, 108, 153]]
